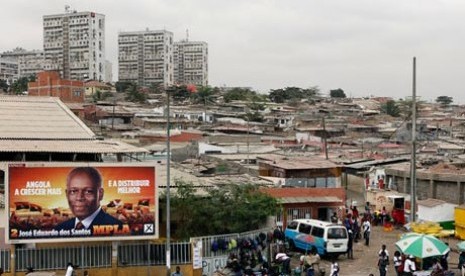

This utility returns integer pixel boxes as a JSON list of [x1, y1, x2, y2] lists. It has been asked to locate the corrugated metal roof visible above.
[[0, 139, 147, 153], [278, 196, 342, 204], [418, 198, 447, 208], [0, 96, 94, 139]]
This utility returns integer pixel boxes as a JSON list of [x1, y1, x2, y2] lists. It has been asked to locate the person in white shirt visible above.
[[403, 255, 416, 276], [362, 219, 371, 246], [330, 259, 339, 276], [393, 251, 403, 276], [378, 244, 389, 258], [65, 262, 74, 276], [275, 251, 291, 274]]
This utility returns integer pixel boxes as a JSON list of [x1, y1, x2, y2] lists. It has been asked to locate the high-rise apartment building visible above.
[[43, 10, 105, 81], [0, 48, 44, 80], [118, 29, 174, 87], [174, 40, 208, 86], [104, 60, 112, 83], [0, 57, 18, 84]]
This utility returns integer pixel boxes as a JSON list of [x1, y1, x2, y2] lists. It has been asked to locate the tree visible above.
[[92, 89, 112, 102], [330, 88, 346, 98], [436, 96, 453, 107], [381, 100, 401, 117], [223, 88, 265, 103], [10, 75, 35, 94], [268, 86, 319, 103], [0, 79, 8, 92], [124, 84, 147, 103], [397, 97, 425, 119], [168, 85, 190, 102], [167, 180, 279, 239], [191, 86, 216, 105], [115, 81, 134, 93]]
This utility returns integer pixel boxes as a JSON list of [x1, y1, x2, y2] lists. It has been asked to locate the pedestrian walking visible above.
[[330, 259, 339, 276], [403, 255, 417, 276], [378, 251, 389, 276], [65, 262, 74, 276], [393, 250, 403, 276], [362, 218, 371, 246], [347, 228, 354, 259], [378, 244, 389, 258]]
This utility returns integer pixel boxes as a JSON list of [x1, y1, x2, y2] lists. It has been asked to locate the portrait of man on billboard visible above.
[[54, 167, 123, 231]]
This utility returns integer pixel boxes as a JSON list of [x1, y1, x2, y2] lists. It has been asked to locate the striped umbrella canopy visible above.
[[395, 233, 450, 259]]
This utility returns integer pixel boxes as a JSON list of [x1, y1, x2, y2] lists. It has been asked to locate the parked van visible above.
[[284, 219, 348, 257]]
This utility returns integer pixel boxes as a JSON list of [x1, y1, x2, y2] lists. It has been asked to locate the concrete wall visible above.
[[386, 168, 465, 205]]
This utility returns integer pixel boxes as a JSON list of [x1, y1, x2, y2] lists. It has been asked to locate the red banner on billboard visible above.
[[7, 163, 158, 243]]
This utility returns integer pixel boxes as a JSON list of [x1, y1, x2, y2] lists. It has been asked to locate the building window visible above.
[[73, 90, 82, 97]]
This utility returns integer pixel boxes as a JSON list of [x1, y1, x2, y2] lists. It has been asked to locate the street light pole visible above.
[[410, 57, 417, 223], [165, 88, 171, 276]]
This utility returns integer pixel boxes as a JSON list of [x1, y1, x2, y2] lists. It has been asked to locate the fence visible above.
[[10, 241, 192, 273], [117, 241, 191, 267], [191, 227, 272, 276], [16, 244, 111, 272], [4, 229, 268, 274]]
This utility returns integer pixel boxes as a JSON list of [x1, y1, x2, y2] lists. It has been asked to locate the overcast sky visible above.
[[2, 0, 465, 102]]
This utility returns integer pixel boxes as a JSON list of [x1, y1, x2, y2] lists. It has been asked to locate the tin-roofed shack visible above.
[[261, 187, 346, 228], [257, 155, 342, 188]]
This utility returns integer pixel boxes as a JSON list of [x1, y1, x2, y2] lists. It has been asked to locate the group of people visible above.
[[374, 244, 454, 276]]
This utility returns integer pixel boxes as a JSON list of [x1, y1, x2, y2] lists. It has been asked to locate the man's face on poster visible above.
[[66, 172, 103, 220]]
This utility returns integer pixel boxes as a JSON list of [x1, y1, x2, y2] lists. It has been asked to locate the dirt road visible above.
[[290, 225, 461, 276]]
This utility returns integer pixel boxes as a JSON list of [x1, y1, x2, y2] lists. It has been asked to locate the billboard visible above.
[[7, 163, 158, 243]]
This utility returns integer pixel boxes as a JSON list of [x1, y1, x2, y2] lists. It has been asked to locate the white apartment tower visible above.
[[43, 9, 105, 81], [174, 40, 208, 86], [0, 48, 45, 79], [118, 29, 174, 87]]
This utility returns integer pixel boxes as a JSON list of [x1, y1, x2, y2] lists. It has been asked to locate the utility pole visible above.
[[165, 88, 171, 276], [410, 57, 417, 223], [322, 117, 328, 160]]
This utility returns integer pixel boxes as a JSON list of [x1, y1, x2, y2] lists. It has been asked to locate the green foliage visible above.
[[223, 88, 265, 103], [124, 84, 147, 103], [0, 79, 9, 92], [167, 180, 279, 239], [92, 89, 112, 102], [115, 81, 134, 93], [243, 111, 264, 122], [167, 85, 190, 102], [436, 96, 453, 107], [149, 83, 164, 94], [397, 97, 425, 119], [191, 86, 216, 105], [330, 88, 346, 98], [268, 86, 319, 103], [11, 75, 35, 94], [381, 100, 400, 117]]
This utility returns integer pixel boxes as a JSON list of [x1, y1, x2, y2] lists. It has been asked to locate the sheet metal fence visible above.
[[117, 241, 191, 267], [5, 229, 268, 273], [16, 244, 112, 272]]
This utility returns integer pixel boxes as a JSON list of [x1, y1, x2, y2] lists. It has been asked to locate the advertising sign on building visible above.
[[7, 163, 158, 243]]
